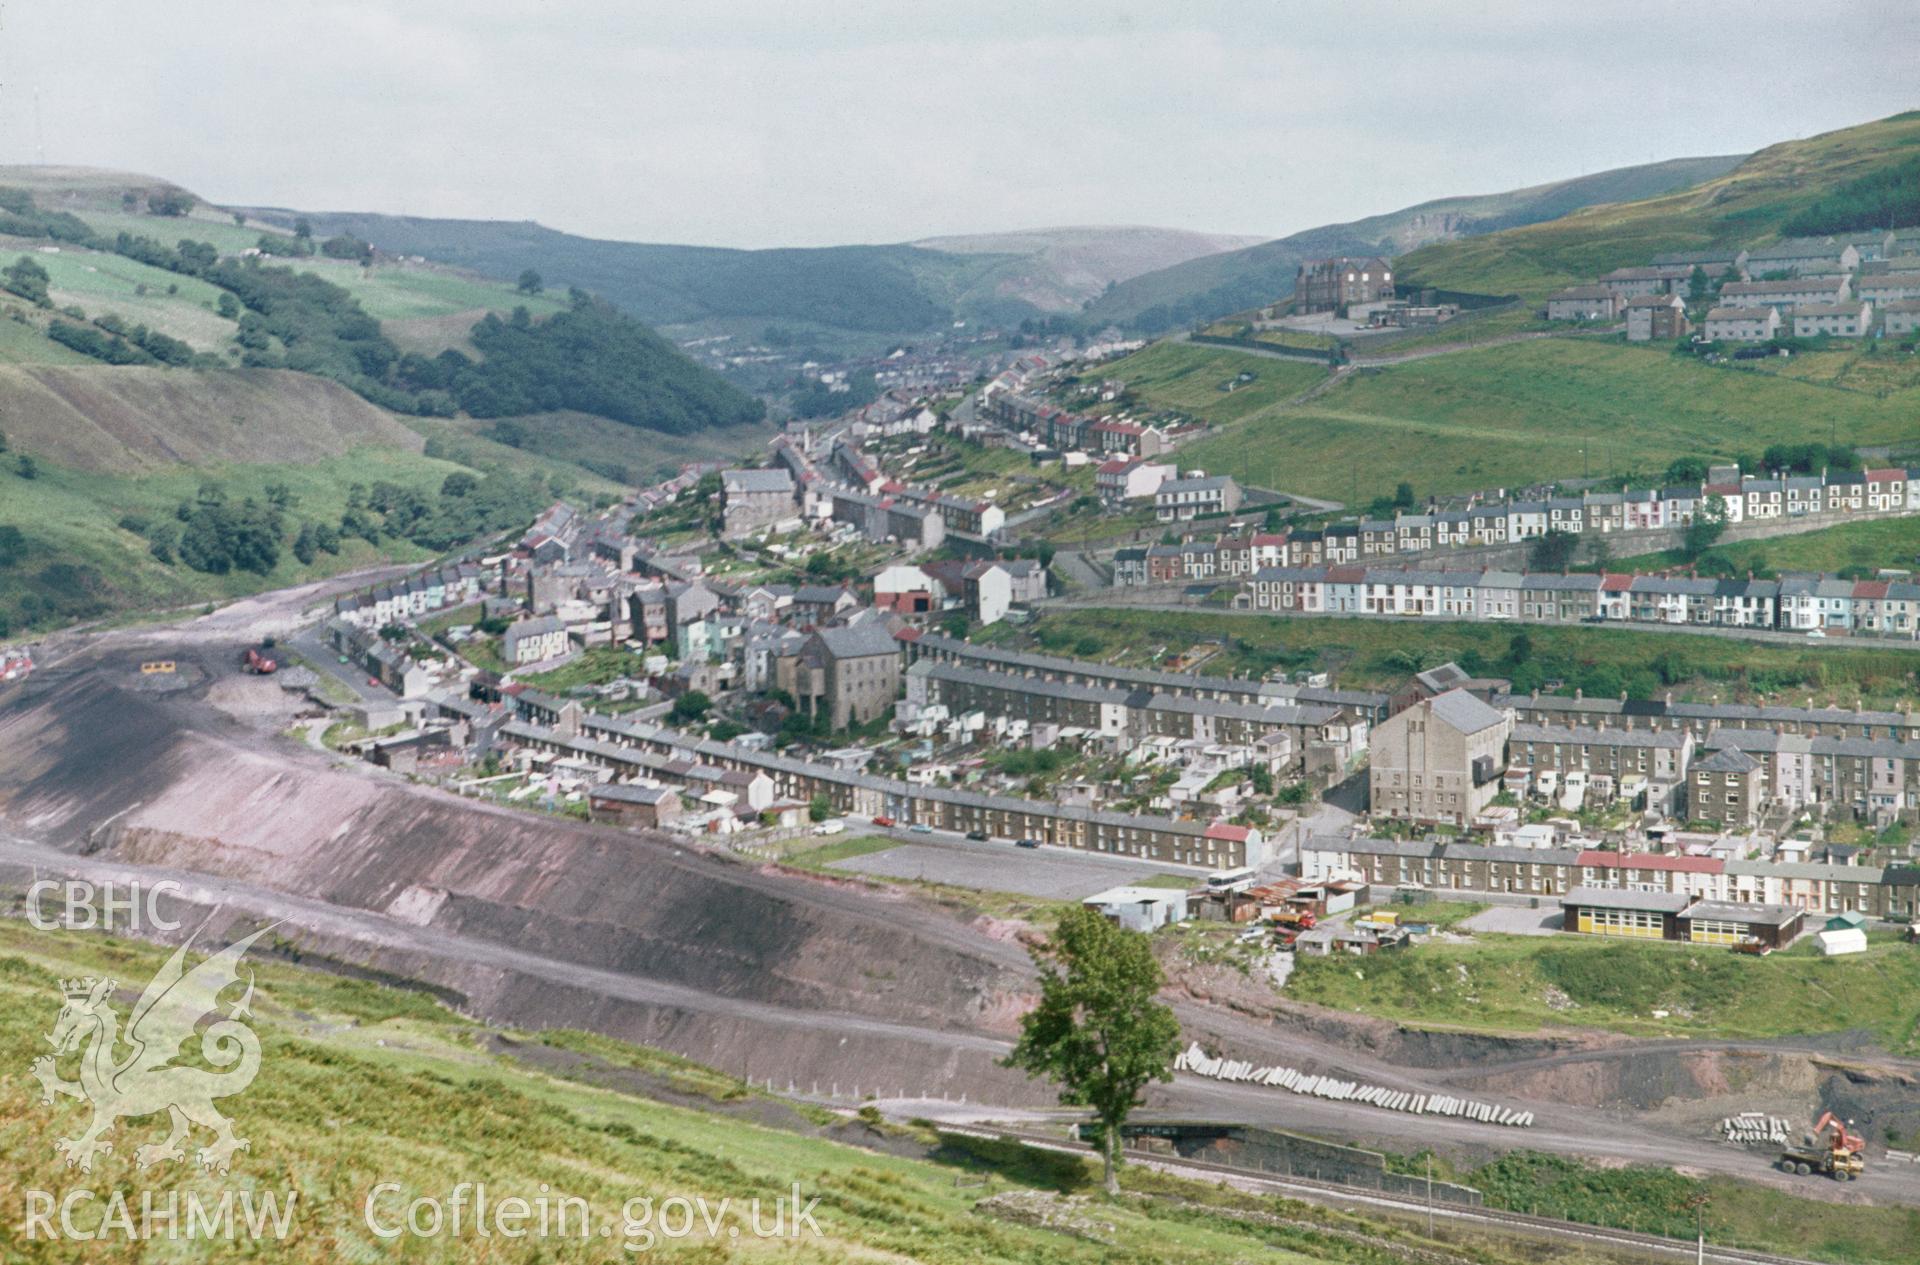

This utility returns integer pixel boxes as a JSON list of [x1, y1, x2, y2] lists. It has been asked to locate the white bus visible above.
[[1206, 866, 1258, 892]]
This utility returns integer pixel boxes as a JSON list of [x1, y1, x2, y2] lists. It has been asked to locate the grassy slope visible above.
[[6, 240, 237, 351], [1097, 341, 1329, 424], [1007, 608, 1920, 708], [1086, 154, 1746, 324], [1287, 931, 1920, 1053], [1180, 338, 1920, 503], [1398, 111, 1920, 299], [1613, 514, 1920, 577], [0, 922, 1536, 1265]]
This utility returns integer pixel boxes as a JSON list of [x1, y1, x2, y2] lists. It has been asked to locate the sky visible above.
[[2, 1, 1917, 249]]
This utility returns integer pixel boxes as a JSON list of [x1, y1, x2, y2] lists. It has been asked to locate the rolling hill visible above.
[[235, 211, 1262, 341], [1396, 110, 1920, 298], [1083, 154, 1747, 331]]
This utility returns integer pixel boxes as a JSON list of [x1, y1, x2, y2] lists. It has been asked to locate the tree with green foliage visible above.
[[2, 256, 50, 305], [293, 217, 313, 241], [147, 188, 195, 217], [1528, 529, 1577, 571], [14, 454, 37, 480], [1003, 905, 1179, 1195], [1662, 456, 1710, 485], [807, 793, 832, 823], [0, 524, 25, 567], [1687, 266, 1710, 303], [669, 690, 712, 725], [1393, 481, 1416, 510], [517, 268, 544, 295], [1682, 495, 1729, 560]]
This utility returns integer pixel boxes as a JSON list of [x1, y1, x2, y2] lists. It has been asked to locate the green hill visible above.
[[1397, 110, 1920, 298], [1083, 155, 1746, 331], [0, 921, 1569, 1265], [1162, 336, 1920, 506]]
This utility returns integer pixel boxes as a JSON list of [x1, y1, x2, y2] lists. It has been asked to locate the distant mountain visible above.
[[238, 212, 1261, 341], [910, 225, 1263, 312], [1396, 110, 1920, 298], [1082, 155, 1747, 331]]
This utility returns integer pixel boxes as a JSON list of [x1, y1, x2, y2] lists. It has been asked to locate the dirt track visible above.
[[3, 598, 1919, 1207]]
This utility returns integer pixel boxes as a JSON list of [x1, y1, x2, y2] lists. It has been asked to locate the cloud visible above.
[[0, 1, 1915, 247]]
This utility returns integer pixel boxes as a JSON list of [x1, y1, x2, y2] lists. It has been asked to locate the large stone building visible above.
[[1295, 257, 1393, 315], [782, 621, 903, 730], [720, 468, 795, 536], [1369, 689, 1512, 825]]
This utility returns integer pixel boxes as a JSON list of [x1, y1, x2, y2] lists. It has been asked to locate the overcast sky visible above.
[[3, 2, 1917, 249]]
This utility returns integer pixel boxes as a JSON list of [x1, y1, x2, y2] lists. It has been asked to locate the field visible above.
[[1097, 341, 1329, 424], [0, 921, 1582, 1265], [1005, 608, 1920, 708], [1614, 514, 1920, 577], [418, 410, 775, 487], [1287, 931, 1920, 1053], [9, 239, 238, 350], [1179, 338, 1920, 504]]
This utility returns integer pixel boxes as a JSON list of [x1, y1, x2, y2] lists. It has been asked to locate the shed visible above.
[[1084, 886, 1189, 933], [1817, 928, 1868, 957], [1824, 911, 1868, 933]]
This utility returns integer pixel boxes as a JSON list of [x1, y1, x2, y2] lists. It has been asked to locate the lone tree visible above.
[[1003, 906, 1179, 1195], [517, 268, 544, 295], [1682, 494, 1729, 560]]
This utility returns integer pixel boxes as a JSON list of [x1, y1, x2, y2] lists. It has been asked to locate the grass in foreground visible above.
[[1013, 607, 1920, 708], [1, 922, 1587, 1265], [1287, 932, 1920, 1053]]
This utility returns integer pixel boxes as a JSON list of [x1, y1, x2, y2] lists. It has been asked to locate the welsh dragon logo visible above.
[[30, 924, 272, 1175]]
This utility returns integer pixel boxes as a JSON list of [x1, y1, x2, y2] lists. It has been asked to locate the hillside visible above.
[[241, 211, 1262, 340], [1154, 335, 1920, 506], [1397, 110, 1920, 298], [0, 173, 764, 438], [911, 225, 1263, 311], [1084, 155, 1746, 331]]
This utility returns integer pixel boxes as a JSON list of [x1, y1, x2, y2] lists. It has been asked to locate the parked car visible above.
[[909, 823, 933, 834], [1016, 838, 1042, 849], [813, 819, 846, 836], [965, 830, 990, 842], [871, 815, 895, 827]]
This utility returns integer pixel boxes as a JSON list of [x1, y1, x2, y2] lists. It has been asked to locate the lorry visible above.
[[1777, 1113, 1866, 1181]]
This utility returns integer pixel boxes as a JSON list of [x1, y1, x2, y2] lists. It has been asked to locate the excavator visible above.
[[1777, 1112, 1867, 1181]]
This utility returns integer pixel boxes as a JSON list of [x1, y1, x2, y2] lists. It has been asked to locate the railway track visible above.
[[944, 1123, 1835, 1265]]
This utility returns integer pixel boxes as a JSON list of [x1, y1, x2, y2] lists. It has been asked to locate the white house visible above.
[[1703, 305, 1780, 342]]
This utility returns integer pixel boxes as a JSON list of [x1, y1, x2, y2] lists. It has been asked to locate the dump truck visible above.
[[1271, 908, 1317, 930], [1777, 1112, 1866, 1181]]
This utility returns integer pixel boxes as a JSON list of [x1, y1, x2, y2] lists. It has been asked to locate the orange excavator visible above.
[[1777, 1112, 1867, 1181]]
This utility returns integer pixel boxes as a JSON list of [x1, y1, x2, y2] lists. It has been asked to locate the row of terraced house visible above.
[[1114, 465, 1920, 584], [1241, 564, 1920, 636]]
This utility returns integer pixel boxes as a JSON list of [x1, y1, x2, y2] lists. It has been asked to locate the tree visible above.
[[14, 454, 37, 480], [1662, 456, 1709, 485], [293, 216, 313, 241], [0, 524, 24, 567], [1682, 494, 1729, 560], [2, 256, 51, 305], [517, 269, 544, 295], [1505, 630, 1534, 665], [147, 187, 195, 217], [1003, 906, 1179, 1195], [669, 690, 712, 725], [231, 212, 246, 227], [1687, 266, 1711, 303], [440, 471, 478, 499], [807, 793, 833, 823], [1528, 529, 1577, 571], [1392, 481, 1416, 510]]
